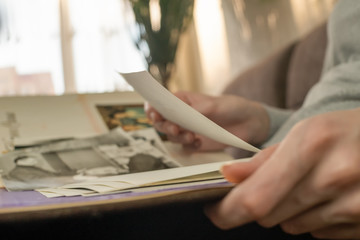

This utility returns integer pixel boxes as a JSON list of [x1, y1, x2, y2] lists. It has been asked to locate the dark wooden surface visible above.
[[0, 186, 316, 240]]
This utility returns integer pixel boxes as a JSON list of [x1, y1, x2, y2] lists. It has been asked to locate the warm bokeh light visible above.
[[290, 0, 336, 35], [149, 0, 161, 32], [193, 0, 231, 95]]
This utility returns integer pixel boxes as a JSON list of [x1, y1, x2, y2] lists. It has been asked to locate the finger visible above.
[[259, 141, 360, 228], [279, 204, 330, 235], [205, 124, 320, 229], [311, 224, 360, 239], [171, 134, 223, 152], [182, 135, 226, 152], [257, 170, 320, 228], [146, 107, 164, 123], [152, 120, 180, 136], [221, 144, 278, 183], [167, 131, 196, 145], [280, 181, 360, 235]]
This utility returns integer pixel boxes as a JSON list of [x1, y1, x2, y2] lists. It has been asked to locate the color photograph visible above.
[[96, 105, 152, 131]]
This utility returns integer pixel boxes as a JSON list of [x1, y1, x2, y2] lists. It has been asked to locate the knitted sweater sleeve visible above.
[[262, 0, 360, 147]]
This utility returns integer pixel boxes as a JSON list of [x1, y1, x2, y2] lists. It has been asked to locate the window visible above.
[[0, 0, 145, 96]]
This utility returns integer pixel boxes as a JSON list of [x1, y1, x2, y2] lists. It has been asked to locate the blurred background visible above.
[[0, 0, 336, 97]]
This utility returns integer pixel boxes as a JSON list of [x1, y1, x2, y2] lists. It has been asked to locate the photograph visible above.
[[96, 104, 153, 131], [0, 127, 180, 191]]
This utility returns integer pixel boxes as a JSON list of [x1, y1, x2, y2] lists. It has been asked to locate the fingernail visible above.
[[149, 112, 156, 122], [169, 125, 177, 135], [184, 133, 194, 143], [220, 162, 233, 175]]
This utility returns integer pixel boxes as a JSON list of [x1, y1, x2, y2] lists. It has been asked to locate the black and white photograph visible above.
[[0, 127, 180, 191]]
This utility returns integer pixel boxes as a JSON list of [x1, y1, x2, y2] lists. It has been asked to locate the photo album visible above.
[[0, 71, 256, 198]]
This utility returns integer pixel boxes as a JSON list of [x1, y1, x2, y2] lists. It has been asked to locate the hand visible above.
[[145, 91, 270, 151], [205, 108, 360, 239]]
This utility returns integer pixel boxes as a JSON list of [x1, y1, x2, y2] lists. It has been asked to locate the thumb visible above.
[[221, 144, 279, 183]]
